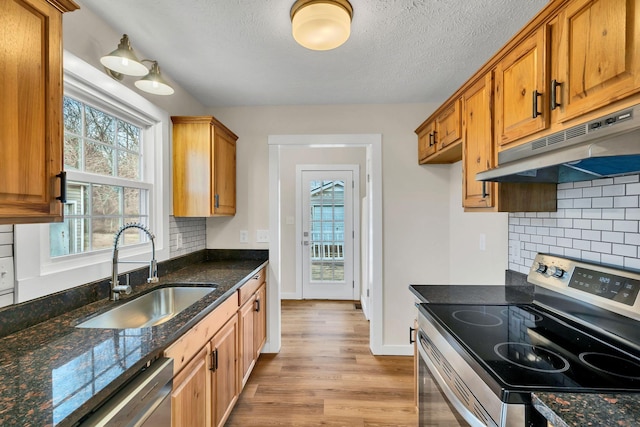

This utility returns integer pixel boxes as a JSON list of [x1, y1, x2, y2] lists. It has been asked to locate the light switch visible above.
[[479, 233, 486, 251], [240, 230, 249, 243], [256, 229, 270, 243]]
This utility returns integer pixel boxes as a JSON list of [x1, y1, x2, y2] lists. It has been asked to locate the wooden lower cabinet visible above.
[[166, 267, 267, 427], [239, 282, 267, 387], [212, 316, 239, 427], [171, 346, 210, 427]]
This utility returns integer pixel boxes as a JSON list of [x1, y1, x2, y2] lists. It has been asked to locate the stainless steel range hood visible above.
[[476, 105, 640, 183]]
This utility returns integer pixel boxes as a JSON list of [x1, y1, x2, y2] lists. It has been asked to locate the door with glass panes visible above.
[[298, 166, 358, 300]]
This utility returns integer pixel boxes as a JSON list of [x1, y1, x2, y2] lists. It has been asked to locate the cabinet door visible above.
[[495, 27, 547, 146], [253, 283, 267, 356], [172, 345, 210, 427], [173, 121, 213, 217], [0, 0, 68, 224], [212, 128, 236, 216], [555, 0, 640, 121], [212, 315, 239, 427], [417, 121, 437, 163], [238, 294, 256, 387], [436, 98, 462, 150], [463, 74, 495, 209]]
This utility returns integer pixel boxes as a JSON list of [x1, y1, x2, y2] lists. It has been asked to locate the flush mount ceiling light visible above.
[[100, 34, 174, 96], [290, 0, 353, 51]]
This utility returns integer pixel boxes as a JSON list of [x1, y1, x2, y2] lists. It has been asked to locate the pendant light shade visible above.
[[291, 0, 353, 51], [134, 62, 175, 95], [100, 34, 149, 77]]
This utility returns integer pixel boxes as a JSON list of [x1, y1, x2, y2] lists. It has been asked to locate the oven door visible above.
[[418, 339, 470, 427], [417, 330, 489, 427]]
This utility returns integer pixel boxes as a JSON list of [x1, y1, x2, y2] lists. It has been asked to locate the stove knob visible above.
[[548, 266, 565, 278], [534, 262, 547, 273]]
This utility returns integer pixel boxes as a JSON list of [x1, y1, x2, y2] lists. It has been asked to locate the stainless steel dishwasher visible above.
[[80, 357, 173, 427]]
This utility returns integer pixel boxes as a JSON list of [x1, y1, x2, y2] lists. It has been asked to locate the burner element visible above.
[[452, 310, 503, 327], [579, 352, 640, 379], [494, 342, 570, 373]]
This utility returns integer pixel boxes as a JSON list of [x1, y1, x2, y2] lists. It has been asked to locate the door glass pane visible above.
[[309, 180, 345, 283]]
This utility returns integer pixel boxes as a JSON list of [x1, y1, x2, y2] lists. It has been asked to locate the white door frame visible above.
[[267, 134, 383, 355], [296, 164, 360, 300]]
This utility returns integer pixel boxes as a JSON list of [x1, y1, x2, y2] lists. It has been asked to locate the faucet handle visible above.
[[148, 277, 159, 284]]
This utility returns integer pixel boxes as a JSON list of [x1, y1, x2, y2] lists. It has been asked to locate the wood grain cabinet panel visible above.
[[212, 316, 239, 427], [463, 74, 495, 209], [436, 98, 463, 150], [0, 0, 78, 224], [171, 345, 210, 427], [495, 27, 548, 147], [554, 0, 640, 121], [417, 121, 437, 163], [172, 116, 237, 217]]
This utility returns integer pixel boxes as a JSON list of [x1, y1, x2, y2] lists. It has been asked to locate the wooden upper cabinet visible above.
[[0, 0, 79, 224], [554, 0, 640, 121], [416, 99, 463, 164], [463, 74, 495, 209], [172, 116, 237, 217], [436, 98, 463, 150], [494, 27, 548, 147], [417, 120, 437, 163]]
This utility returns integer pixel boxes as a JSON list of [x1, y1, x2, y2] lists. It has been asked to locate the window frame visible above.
[[14, 51, 171, 303]]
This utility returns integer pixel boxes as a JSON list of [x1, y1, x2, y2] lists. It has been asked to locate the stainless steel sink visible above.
[[76, 286, 217, 329]]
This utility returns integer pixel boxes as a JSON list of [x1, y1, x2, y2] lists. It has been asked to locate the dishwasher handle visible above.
[[79, 358, 173, 427]]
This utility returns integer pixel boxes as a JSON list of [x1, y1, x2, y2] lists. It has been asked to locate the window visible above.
[[50, 97, 151, 257]]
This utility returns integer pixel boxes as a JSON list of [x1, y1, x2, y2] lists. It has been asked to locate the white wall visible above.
[[448, 162, 509, 284], [204, 104, 509, 351]]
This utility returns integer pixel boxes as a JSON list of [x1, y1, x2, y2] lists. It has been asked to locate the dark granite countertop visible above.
[[409, 284, 534, 305], [533, 392, 640, 427], [0, 257, 268, 427]]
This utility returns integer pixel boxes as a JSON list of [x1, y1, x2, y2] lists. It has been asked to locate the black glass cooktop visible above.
[[422, 303, 640, 391]]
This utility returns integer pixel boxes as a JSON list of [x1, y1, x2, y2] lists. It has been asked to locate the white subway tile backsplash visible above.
[[614, 196, 639, 208], [508, 174, 640, 270], [603, 184, 626, 197], [592, 197, 614, 208], [613, 220, 639, 233], [628, 183, 640, 195], [591, 220, 613, 231], [602, 231, 624, 244], [582, 230, 601, 241], [612, 244, 637, 257]]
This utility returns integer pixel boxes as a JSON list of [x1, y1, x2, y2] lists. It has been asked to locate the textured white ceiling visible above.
[[79, 0, 548, 108]]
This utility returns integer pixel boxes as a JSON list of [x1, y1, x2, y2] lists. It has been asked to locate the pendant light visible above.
[[134, 62, 175, 96], [101, 34, 174, 96], [290, 0, 353, 51], [100, 34, 148, 77]]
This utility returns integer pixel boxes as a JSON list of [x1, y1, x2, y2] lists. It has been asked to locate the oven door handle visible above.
[[418, 332, 492, 427]]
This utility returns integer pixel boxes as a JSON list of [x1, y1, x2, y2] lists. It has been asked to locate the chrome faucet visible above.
[[111, 223, 159, 301]]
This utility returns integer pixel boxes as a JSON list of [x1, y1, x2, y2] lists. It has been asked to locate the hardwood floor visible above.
[[225, 300, 417, 426]]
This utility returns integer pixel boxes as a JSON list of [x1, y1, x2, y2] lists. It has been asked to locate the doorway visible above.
[[297, 165, 360, 300]]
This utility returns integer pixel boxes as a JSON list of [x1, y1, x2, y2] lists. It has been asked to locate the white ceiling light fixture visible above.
[[100, 34, 174, 96], [290, 0, 353, 51]]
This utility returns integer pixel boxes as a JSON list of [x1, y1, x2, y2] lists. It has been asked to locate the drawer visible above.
[[165, 293, 239, 375], [238, 267, 266, 306]]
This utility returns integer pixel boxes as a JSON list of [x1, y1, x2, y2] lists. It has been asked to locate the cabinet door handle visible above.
[[56, 171, 67, 203], [409, 327, 416, 344], [550, 79, 562, 110], [482, 181, 489, 199], [210, 350, 217, 372], [432, 131, 437, 146], [428, 132, 434, 147], [214, 194, 219, 209], [532, 90, 542, 118], [255, 298, 260, 312]]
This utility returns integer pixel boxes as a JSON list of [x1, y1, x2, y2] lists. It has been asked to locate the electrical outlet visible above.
[[176, 233, 183, 249], [256, 229, 270, 243], [479, 233, 486, 251], [240, 230, 249, 243]]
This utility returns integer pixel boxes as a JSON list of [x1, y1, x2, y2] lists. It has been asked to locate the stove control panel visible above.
[[528, 253, 640, 320]]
